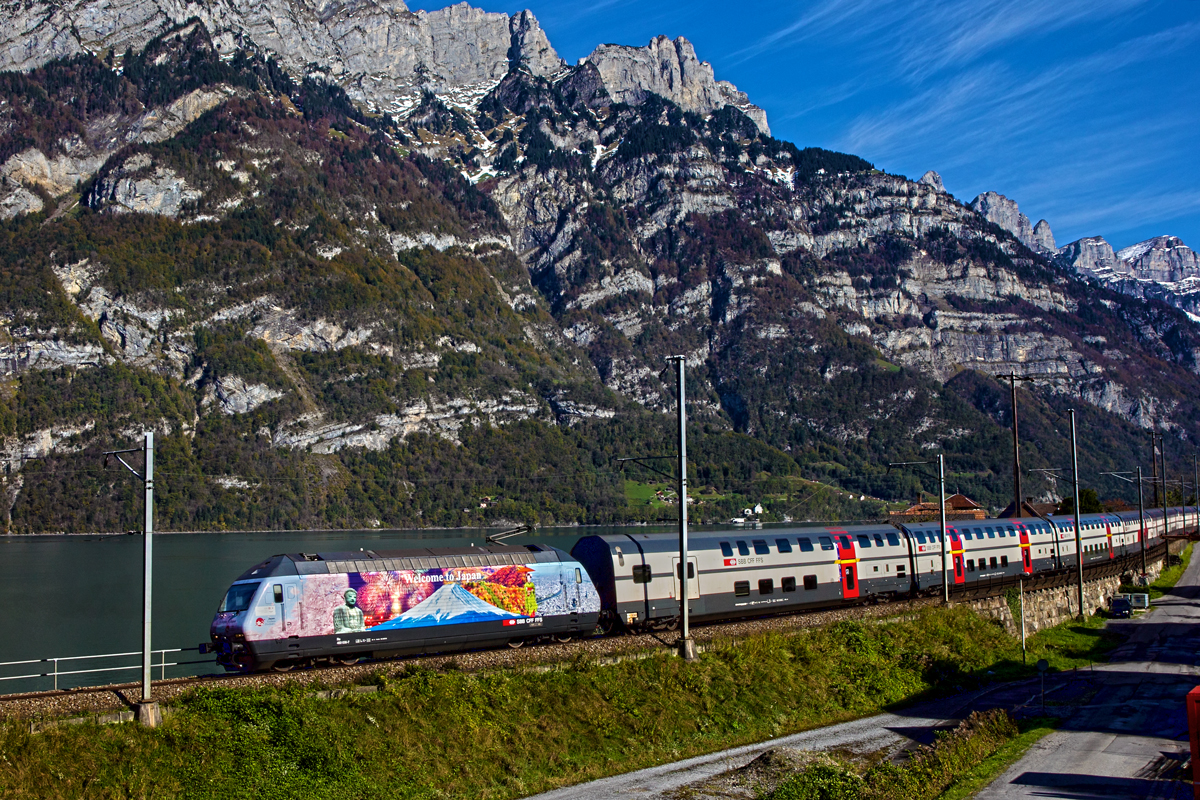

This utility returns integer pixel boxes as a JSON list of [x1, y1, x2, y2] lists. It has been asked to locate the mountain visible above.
[[0, 3, 1198, 534], [370, 582, 523, 628]]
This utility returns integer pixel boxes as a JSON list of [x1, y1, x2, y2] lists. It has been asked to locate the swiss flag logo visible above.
[[724, 558, 737, 566], [503, 619, 517, 626]]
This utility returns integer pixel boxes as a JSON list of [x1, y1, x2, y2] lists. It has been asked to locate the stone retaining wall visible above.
[[965, 540, 1186, 636]]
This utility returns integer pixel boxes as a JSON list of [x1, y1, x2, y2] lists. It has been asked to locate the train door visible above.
[[834, 534, 859, 599], [949, 529, 965, 584], [1018, 526, 1032, 574], [1104, 522, 1115, 559]]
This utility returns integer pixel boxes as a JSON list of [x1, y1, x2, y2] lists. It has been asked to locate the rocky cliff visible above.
[[0, 4, 1194, 532]]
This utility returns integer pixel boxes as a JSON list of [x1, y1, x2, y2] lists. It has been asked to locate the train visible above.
[[208, 506, 1190, 671]]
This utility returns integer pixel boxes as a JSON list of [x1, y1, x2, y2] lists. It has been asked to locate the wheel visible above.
[[552, 634, 573, 644], [334, 655, 360, 666], [271, 661, 295, 673], [506, 638, 524, 648]]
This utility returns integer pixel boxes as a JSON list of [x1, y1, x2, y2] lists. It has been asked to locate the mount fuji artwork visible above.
[[368, 583, 525, 630]]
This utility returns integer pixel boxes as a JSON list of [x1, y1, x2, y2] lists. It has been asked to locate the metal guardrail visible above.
[[0, 648, 215, 692]]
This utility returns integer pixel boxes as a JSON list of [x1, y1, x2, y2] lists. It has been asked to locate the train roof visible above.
[[229, 543, 569, 582]]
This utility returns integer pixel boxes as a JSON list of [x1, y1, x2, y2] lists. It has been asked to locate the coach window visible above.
[[754, 540, 770, 555], [737, 541, 750, 556], [989, 557, 998, 568], [845, 569, 856, 590], [632, 565, 653, 584], [997, 530, 1006, 538], [759, 578, 774, 595], [776, 539, 793, 553], [839, 535, 853, 549], [720, 542, 733, 557], [874, 534, 885, 546], [915, 532, 927, 544], [857, 535, 872, 548], [676, 562, 696, 579], [798, 538, 815, 552], [734, 581, 750, 597], [819, 537, 835, 551], [1000, 555, 1009, 567], [803, 574, 818, 590], [896, 564, 906, 577], [987, 529, 997, 539], [782, 577, 797, 592], [886, 532, 900, 546], [966, 559, 975, 572]]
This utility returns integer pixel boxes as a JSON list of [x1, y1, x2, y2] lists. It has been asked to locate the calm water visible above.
[[0, 526, 674, 693]]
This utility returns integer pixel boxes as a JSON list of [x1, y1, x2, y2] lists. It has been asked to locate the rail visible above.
[[0, 648, 215, 692]]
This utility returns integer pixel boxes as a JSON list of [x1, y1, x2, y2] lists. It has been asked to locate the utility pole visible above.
[[103, 432, 155, 706], [1138, 466, 1147, 574], [997, 372, 1035, 516], [1194, 454, 1198, 535], [1069, 410, 1084, 619], [939, 453, 949, 604], [1161, 436, 1169, 539], [668, 356, 697, 662], [1151, 432, 1163, 507]]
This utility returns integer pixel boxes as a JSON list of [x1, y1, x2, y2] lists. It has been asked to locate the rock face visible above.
[[1058, 236, 1126, 280], [0, 0, 564, 115], [1032, 219, 1055, 253], [971, 191, 1037, 251], [583, 36, 769, 135], [919, 170, 945, 192], [1118, 236, 1200, 283]]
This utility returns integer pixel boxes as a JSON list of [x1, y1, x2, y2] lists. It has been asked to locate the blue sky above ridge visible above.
[[411, 0, 1199, 252]]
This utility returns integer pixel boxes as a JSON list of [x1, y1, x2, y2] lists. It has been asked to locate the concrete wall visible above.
[[965, 541, 1185, 636]]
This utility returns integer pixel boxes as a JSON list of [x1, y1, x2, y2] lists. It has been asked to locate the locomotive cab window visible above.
[[632, 565, 653, 584], [803, 574, 818, 590], [798, 538, 814, 552], [759, 578, 774, 595], [734, 581, 750, 597], [776, 539, 793, 553], [720, 542, 733, 557], [273, 584, 283, 604], [782, 577, 797, 592]]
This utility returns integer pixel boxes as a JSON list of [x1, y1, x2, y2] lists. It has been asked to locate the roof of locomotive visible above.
[[229, 543, 569, 582]]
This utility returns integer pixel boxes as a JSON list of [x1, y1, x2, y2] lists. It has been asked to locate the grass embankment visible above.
[[762, 710, 1055, 800], [0, 606, 1119, 800], [1121, 542, 1194, 601]]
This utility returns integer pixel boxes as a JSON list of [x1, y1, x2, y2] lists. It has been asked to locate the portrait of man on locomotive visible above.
[[333, 588, 367, 633]]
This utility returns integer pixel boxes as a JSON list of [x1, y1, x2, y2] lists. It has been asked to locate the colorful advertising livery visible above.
[[210, 545, 601, 670]]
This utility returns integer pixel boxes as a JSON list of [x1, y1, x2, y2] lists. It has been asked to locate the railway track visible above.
[[0, 542, 1169, 722]]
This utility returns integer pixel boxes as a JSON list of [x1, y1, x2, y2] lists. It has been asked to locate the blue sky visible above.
[[414, 0, 1198, 252]]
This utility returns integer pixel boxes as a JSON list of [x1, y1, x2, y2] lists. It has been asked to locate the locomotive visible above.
[[210, 507, 1186, 671]]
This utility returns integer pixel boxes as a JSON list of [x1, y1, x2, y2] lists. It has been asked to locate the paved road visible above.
[[975, 554, 1200, 800], [522, 706, 953, 800], [525, 553, 1200, 800]]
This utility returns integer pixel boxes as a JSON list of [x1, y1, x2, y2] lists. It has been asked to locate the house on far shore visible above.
[[889, 493, 987, 523]]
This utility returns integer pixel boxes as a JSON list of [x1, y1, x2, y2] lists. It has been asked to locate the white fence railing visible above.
[[0, 648, 214, 693]]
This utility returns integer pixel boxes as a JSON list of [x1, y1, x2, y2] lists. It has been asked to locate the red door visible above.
[[1018, 525, 1032, 574], [834, 533, 859, 599], [950, 529, 965, 584], [1105, 523, 1115, 559]]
